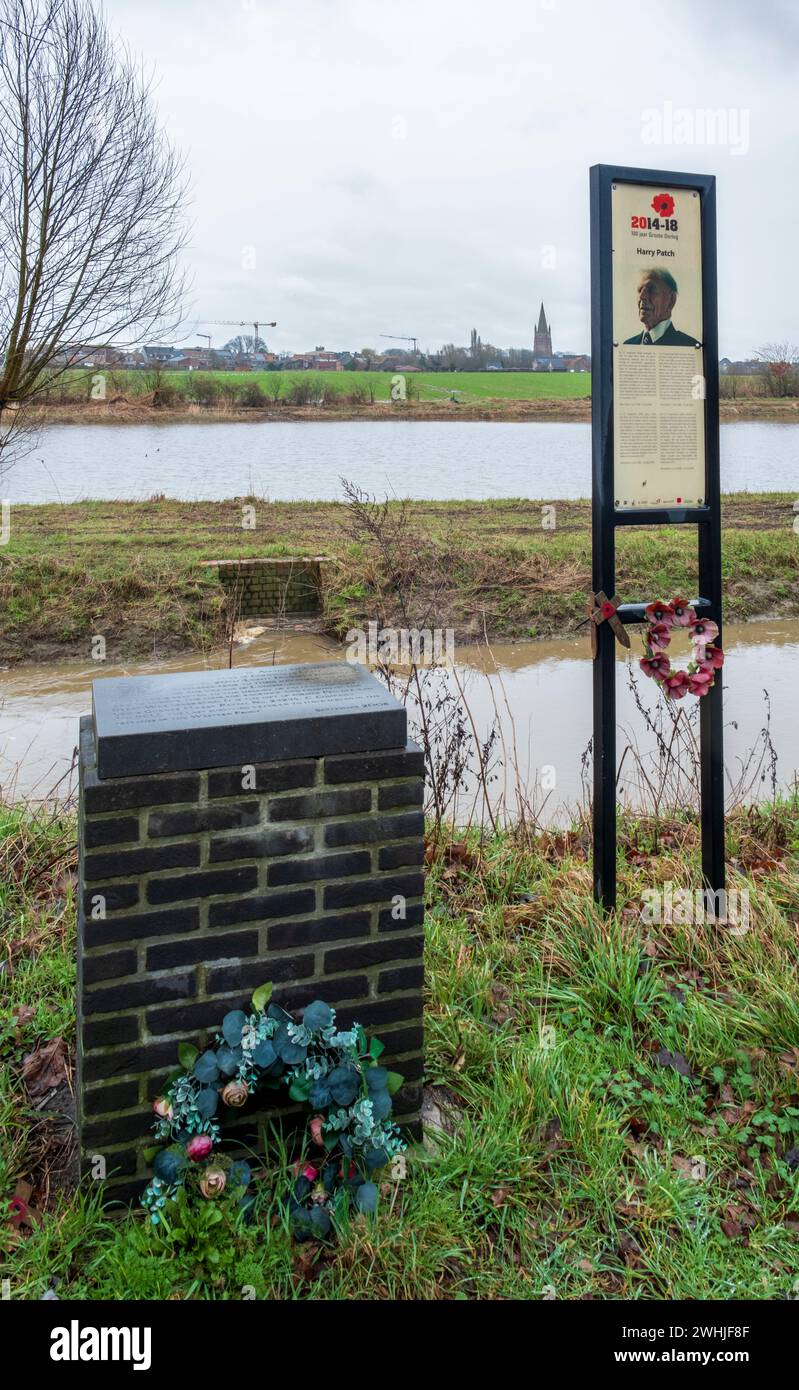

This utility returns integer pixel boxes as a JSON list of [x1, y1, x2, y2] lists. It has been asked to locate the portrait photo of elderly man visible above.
[[624, 267, 700, 345]]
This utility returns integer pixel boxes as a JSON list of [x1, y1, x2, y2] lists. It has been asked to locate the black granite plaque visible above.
[[91, 662, 407, 779]]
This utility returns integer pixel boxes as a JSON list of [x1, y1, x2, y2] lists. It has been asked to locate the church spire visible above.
[[533, 302, 553, 361]]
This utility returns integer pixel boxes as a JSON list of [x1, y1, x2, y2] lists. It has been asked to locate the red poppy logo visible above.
[[651, 192, 675, 217]]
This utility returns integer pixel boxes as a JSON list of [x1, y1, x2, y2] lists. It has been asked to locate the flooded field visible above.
[[2, 618, 795, 822]]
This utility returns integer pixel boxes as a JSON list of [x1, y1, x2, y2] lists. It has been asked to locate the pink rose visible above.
[[199, 1165, 227, 1199], [221, 1080, 248, 1108], [152, 1097, 172, 1120], [186, 1134, 214, 1162], [302, 1163, 318, 1182], [309, 1115, 325, 1147]]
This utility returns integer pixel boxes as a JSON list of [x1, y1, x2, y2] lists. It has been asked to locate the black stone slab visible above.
[[92, 662, 407, 779]]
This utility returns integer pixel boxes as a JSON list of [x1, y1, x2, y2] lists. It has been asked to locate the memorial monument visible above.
[[77, 661, 425, 1203]]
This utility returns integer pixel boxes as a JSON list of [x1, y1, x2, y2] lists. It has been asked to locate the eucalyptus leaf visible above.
[[195, 1087, 219, 1119], [355, 1181, 379, 1214], [370, 1090, 392, 1122], [216, 1045, 243, 1076], [364, 1146, 389, 1173], [309, 1204, 332, 1237], [222, 1010, 248, 1047], [229, 1159, 251, 1190], [267, 1002, 293, 1024], [153, 1146, 187, 1185], [303, 1000, 333, 1033], [193, 1050, 220, 1084], [365, 1066, 388, 1092], [309, 1080, 331, 1109], [328, 1065, 359, 1106], [291, 1205, 331, 1241], [252, 1039, 277, 1070], [275, 1025, 307, 1065]]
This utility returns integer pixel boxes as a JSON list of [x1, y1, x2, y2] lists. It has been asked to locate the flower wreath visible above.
[[141, 984, 407, 1242], [639, 596, 724, 699]]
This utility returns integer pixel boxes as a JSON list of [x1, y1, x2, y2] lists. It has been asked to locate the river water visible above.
[[2, 619, 795, 820], [4, 418, 798, 502]]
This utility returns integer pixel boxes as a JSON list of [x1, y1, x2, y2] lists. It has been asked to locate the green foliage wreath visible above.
[[141, 985, 407, 1241]]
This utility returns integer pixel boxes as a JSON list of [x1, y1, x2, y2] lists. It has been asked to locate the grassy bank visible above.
[[25, 368, 799, 423], [2, 798, 798, 1299], [45, 367, 594, 405], [0, 494, 797, 663]]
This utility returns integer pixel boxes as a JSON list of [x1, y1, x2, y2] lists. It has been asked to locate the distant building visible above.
[[181, 348, 213, 370], [142, 345, 182, 364], [285, 349, 343, 371], [533, 303, 553, 363], [560, 354, 591, 372]]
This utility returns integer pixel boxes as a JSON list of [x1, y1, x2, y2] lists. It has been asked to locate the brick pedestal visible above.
[[77, 679, 425, 1204]]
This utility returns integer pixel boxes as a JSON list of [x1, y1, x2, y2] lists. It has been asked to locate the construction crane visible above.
[[380, 333, 419, 355], [199, 319, 277, 348]]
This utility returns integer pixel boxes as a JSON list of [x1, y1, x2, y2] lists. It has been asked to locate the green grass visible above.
[[54, 367, 592, 405], [1, 800, 798, 1299], [1, 494, 797, 661]]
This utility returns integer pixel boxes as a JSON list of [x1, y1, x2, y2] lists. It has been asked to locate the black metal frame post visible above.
[[589, 163, 725, 912]]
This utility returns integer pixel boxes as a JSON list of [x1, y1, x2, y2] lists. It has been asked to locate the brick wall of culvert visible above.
[[205, 557, 332, 619]]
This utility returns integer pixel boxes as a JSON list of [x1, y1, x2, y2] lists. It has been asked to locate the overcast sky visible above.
[[104, 0, 798, 359]]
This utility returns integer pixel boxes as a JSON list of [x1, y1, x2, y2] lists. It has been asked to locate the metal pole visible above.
[[697, 179, 726, 894], [590, 165, 617, 911]]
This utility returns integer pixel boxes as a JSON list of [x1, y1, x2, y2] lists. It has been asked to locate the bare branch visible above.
[[0, 0, 190, 474]]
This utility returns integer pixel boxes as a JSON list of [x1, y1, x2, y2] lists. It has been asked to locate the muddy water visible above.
[[0, 620, 796, 820]]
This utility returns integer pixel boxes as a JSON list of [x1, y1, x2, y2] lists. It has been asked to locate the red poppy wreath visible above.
[[639, 596, 724, 700]]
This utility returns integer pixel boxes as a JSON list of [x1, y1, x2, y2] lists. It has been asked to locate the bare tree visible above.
[[0, 0, 189, 473], [754, 342, 799, 398]]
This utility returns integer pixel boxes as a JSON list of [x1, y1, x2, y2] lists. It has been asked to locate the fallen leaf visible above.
[[671, 1155, 695, 1178], [21, 1037, 69, 1098], [652, 1047, 693, 1078], [292, 1241, 323, 1286], [490, 1184, 511, 1208]]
